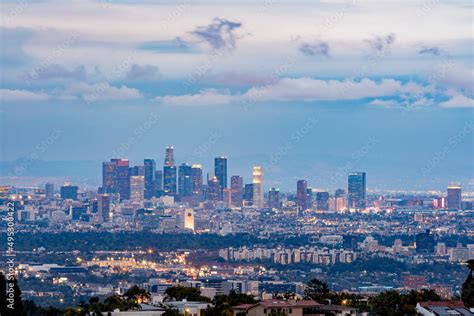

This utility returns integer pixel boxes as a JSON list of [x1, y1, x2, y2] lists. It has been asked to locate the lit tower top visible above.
[[164, 146, 175, 166]]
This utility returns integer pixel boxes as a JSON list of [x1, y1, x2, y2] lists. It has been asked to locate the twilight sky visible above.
[[0, 0, 473, 191]]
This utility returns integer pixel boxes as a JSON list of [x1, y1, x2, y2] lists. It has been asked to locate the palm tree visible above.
[[461, 259, 474, 307]]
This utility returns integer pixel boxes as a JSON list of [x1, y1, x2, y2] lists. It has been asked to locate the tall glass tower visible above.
[[347, 172, 366, 210]]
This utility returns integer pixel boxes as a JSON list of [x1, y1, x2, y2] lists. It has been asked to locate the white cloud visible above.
[[0, 89, 49, 101], [155, 89, 233, 106], [64, 82, 143, 102], [240, 78, 426, 102], [440, 94, 474, 108]]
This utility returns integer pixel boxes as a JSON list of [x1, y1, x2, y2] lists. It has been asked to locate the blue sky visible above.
[[0, 0, 473, 191]]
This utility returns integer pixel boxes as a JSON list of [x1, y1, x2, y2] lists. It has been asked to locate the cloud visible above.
[[190, 17, 243, 50], [26, 64, 88, 81], [365, 33, 396, 52], [299, 41, 330, 57], [0, 89, 49, 102], [154, 77, 432, 106], [138, 37, 192, 53], [418, 46, 442, 56], [241, 77, 423, 102], [64, 82, 143, 102], [155, 89, 234, 106], [125, 64, 160, 81], [440, 94, 474, 108]]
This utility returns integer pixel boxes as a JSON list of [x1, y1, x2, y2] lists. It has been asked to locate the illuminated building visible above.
[[348, 172, 366, 210], [130, 166, 145, 204], [164, 145, 175, 166], [296, 180, 309, 211], [207, 176, 220, 203], [335, 189, 346, 212], [252, 166, 264, 209], [447, 184, 462, 210], [230, 175, 243, 207], [109, 158, 131, 200], [183, 208, 195, 231]]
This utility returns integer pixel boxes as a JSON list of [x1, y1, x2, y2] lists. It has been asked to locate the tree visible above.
[[369, 291, 403, 316], [125, 285, 151, 304], [304, 278, 330, 303], [164, 285, 209, 302], [462, 259, 474, 307]]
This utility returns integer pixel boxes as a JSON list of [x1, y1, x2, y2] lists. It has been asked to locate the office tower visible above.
[[348, 172, 366, 210], [163, 147, 177, 196], [415, 229, 435, 254], [316, 191, 330, 211], [60, 184, 78, 200], [183, 208, 195, 231], [268, 188, 280, 209], [230, 176, 243, 207], [447, 184, 462, 210], [153, 170, 163, 195], [214, 156, 227, 199], [163, 166, 177, 196], [335, 189, 346, 212], [207, 176, 221, 203], [252, 166, 264, 209], [102, 161, 117, 193], [111, 158, 131, 200], [97, 194, 110, 222], [296, 180, 309, 211], [191, 164, 203, 203], [307, 188, 313, 208], [178, 163, 193, 199], [130, 166, 144, 204], [223, 188, 232, 206], [244, 183, 254, 203], [144, 159, 156, 199], [45, 183, 54, 199], [164, 146, 175, 166]]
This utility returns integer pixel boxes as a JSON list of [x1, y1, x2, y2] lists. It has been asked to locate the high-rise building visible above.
[[214, 157, 227, 200], [230, 176, 243, 207], [252, 166, 264, 209], [153, 170, 163, 196], [191, 164, 203, 203], [111, 158, 131, 200], [163, 147, 177, 196], [60, 184, 78, 200], [102, 161, 117, 194], [178, 163, 193, 199], [130, 166, 145, 204], [268, 188, 280, 209], [447, 185, 462, 210], [335, 189, 346, 212], [244, 183, 254, 203], [144, 159, 156, 199], [163, 166, 177, 196], [296, 180, 309, 211], [45, 183, 54, 199], [348, 172, 366, 210], [207, 176, 221, 203], [164, 146, 175, 167], [316, 191, 330, 211], [415, 229, 435, 254], [97, 194, 110, 222]]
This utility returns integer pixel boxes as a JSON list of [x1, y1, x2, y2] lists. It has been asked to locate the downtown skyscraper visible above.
[[296, 180, 309, 211], [214, 156, 227, 200], [144, 159, 156, 199], [163, 146, 177, 196], [447, 184, 462, 210], [230, 175, 243, 207], [252, 166, 264, 209], [348, 172, 366, 210], [102, 158, 130, 200]]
